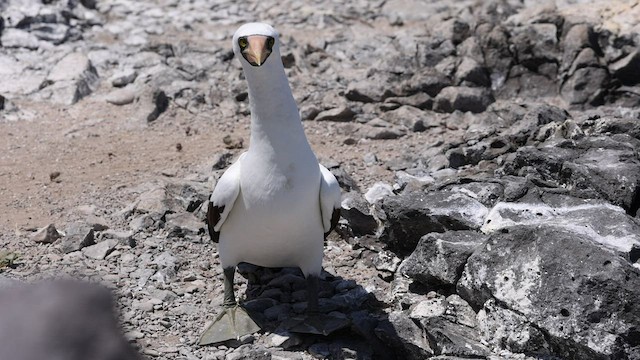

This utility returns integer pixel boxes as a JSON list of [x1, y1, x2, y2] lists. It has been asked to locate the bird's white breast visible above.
[[217, 147, 324, 276]]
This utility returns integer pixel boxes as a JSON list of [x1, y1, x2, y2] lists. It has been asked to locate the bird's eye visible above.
[[238, 37, 248, 48], [267, 37, 275, 48]]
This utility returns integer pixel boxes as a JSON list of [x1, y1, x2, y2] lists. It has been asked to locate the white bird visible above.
[[199, 22, 341, 345]]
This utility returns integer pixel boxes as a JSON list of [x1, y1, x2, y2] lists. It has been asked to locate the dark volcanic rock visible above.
[[561, 66, 609, 105], [420, 317, 489, 358], [400, 231, 488, 289], [375, 311, 434, 360], [481, 194, 640, 258], [457, 225, 640, 359], [477, 299, 552, 355], [610, 50, 640, 85], [0, 280, 140, 360], [381, 190, 488, 254], [341, 191, 378, 236], [502, 136, 640, 214], [433, 86, 494, 113], [58, 222, 96, 254], [404, 68, 452, 97]]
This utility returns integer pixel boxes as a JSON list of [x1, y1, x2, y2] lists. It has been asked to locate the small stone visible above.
[[610, 50, 640, 85], [102, 230, 135, 247], [32, 224, 63, 244], [315, 106, 356, 122], [434, 86, 494, 113], [268, 331, 302, 348], [364, 126, 406, 140], [165, 212, 204, 237], [364, 182, 394, 204], [106, 84, 136, 106], [223, 135, 244, 149], [410, 297, 446, 320], [82, 239, 118, 260], [58, 222, 95, 254], [125, 330, 144, 340], [110, 69, 138, 87], [373, 250, 402, 273]]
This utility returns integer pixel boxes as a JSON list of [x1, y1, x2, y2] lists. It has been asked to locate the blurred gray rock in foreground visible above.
[[0, 280, 140, 360]]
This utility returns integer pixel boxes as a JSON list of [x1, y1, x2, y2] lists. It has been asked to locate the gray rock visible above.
[[340, 191, 378, 236], [500, 103, 570, 145], [457, 225, 640, 359], [315, 106, 356, 122], [419, 317, 489, 358], [43, 53, 100, 105], [502, 136, 640, 213], [226, 344, 272, 360], [30, 23, 71, 44], [476, 24, 512, 89], [381, 190, 488, 254], [363, 124, 406, 140], [400, 231, 488, 289], [105, 84, 136, 105], [610, 50, 640, 85], [101, 230, 135, 248], [511, 23, 559, 70], [345, 76, 397, 103], [381, 105, 430, 132], [455, 57, 490, 87], [434, 18, 471, 45], [478, 299, 552, 355], [421, 38, 456, 67], [58, 222, 95, 254], [375, 311, 434, 360], [561, 24, 593, 73], [434, 86, 494, 113], [404, 68, 451, 97], [110, 68, 138, 87], [0, 280, 140, 360], [567, 47, 599, 76], [165, 212, 204, 237], [1, 28, 40, 49], [481, 198, 640, 257], [561, 67, 609, 105], [31, 224, 63, 243], [82, 239, 118, 260], [384, 92, 433, 110]]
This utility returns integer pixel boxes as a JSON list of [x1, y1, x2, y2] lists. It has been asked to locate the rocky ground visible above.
[[1, 0, 640, 359]]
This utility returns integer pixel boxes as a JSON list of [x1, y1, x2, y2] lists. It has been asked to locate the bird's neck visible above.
[[244, 60, 308, 152]]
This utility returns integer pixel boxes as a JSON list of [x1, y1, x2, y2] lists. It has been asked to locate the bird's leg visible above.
[[198, 266, 261, 346], [223, 267, 237, 308], [306, 274, 319, 315]]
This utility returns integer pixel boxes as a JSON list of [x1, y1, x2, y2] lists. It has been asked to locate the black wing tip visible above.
[[206, 202, 225, 243], [324, 207, 341, 238]]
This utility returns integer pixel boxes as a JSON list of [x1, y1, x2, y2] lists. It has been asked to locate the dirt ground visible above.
[[0, 90, 418, 233]]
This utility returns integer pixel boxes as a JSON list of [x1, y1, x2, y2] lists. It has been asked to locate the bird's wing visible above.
[[207, 152, 246, 243], [319, 164, 341, 237]]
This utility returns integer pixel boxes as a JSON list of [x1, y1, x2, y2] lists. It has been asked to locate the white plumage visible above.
[[208, 22, 341, 278]]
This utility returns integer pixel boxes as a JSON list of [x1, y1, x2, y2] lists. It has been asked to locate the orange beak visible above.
[[242, 35, 272, 67]]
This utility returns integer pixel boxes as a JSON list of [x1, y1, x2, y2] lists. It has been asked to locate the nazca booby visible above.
[[199, 22, 341, 345]]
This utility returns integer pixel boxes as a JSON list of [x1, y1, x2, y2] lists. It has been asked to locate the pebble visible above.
[[82, 239, 118, 260], [31, 224, 63, 244], [106, 84, 137, 105]]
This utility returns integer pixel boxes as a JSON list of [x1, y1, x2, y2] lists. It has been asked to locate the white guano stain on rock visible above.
[[481, 202, 640, 253], [492, 255, 541, 315]]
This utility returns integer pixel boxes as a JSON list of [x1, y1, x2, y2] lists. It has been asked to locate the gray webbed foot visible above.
[[198, 305, 261, 346], [199, 266, 262, 346]]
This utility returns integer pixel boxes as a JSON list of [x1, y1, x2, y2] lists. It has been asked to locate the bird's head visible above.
[[232, 22, 279, 67]]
